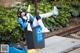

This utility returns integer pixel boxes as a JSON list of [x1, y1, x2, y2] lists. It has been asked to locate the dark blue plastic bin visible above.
[[25, 26, 45, 49]]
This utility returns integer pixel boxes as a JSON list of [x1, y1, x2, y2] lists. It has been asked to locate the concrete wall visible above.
[[0, 0, 22, 7]]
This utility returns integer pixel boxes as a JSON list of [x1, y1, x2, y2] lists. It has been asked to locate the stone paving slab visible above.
[[38, 36, 80, 53], [69, 48, 80, 53]]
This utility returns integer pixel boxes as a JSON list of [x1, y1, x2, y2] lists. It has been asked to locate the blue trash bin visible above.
[[25, 26, 45, 49], [35, 26, 45, 48], [8, 44, 27, 53]]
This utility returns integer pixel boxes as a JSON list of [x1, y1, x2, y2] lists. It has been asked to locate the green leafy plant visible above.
[[0, 6, 22, 43]]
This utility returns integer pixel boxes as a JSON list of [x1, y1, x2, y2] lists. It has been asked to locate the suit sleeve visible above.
[[18, 18, 28, 29]]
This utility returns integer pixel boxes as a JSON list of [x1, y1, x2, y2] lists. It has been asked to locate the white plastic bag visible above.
[[53, 6, 59, 16], [27, 23, 32, 31]]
